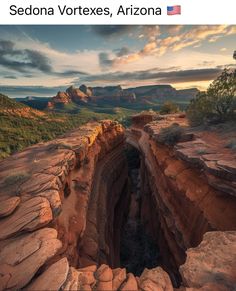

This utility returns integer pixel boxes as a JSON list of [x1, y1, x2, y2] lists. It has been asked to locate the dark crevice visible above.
[[120, 218, 161, 276], [64, 182, 71, 198], [120, 146, 161, 276], [118, 145, 181, 287], [74, 143, 182, 286]]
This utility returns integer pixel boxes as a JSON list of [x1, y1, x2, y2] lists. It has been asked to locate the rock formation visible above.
[[126, 113, 236, 287], [47, 86, 90, 108], [48, 91, 71, 108], [46, 84, 198, 109], [79, 84, 93, 97], [66, 85, 90, 103], [0, 116, 235, 290], [124, 85, 199, 101]]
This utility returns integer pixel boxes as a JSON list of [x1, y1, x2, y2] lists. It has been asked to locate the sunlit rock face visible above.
[[0, 116, 235, 290]]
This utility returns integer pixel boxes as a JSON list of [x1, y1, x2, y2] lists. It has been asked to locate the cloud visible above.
[[141, 42, 157, 54], [95, 26, 162, 68], [0, 39, 53, 73], [4, 75, 17, 79], [2, 67, 221, 98], [99, 52, 115, 68], [0, 39, 89, 78], [98, 41, 159, 69], [114, 47, 130, 57], [157, 26, 231, 53], [80, 67, 223, 84], [92, 25, 132, 37], [98, 25, 236, 68], [54, 70, 89, 77], [1, 25, 235, 90], [0, 40, 14, 51], [24, 49, 52, 72], [167, 25, 184, 34], [0, 85, 65, 97], [141, 26, 161, 41], [198, 61, 215, 67], [3, 63, 235, 97]]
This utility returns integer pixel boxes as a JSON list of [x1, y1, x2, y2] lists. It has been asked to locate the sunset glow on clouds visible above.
[[0, 25, 235, 97]]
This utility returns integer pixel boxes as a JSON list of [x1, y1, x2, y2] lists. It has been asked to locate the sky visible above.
[[0, 25, 235, 97]]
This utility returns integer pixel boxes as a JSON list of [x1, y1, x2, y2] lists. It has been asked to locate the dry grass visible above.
[[158, 124, 185, 146]]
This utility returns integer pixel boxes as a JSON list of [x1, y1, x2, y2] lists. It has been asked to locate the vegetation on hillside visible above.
[[0, 93, 138, 159], [187, 68, 236, 125], [0, 93, 25, 109]]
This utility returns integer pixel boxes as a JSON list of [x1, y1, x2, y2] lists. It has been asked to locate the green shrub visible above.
[[160, 101, 179, 115], [186, 92, 213, 125], [158, 124, 185, 145], [187, 68, 236, 125]]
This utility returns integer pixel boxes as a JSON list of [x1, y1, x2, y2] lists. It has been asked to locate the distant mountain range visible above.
[[15, 84, 199, 111]]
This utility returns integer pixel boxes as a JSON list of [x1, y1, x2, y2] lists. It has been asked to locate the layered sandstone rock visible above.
[[126, 113, 236, 288], [51, 91, 71, 105], [66, 85, 90, 103], [180, 231, 236, 290], [0, 116, 235, 290], [0, 228, 62, 290], [131, 111, 158, 127], [47, 84, 137, 109], [0, 120, 128, 290]]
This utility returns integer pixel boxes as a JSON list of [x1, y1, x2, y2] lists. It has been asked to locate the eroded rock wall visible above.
[[51, 120, 129, 267], [77, 145, 129, 268], [126, 114, 236, 288], [0, 116, 235, 290], [0, 120, 128, 290]]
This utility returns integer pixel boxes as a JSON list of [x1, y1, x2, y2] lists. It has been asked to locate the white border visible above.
[[0, 0, 236, 24]]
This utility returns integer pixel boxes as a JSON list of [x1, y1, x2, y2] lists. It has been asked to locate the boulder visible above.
[[120, 273, 138, 291], [180, 231, 236, 290], [112, 268, 127, 290], [27, 257, 69, 290], [139, 267, 173, 291]]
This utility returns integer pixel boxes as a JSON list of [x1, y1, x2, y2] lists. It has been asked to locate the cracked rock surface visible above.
[[0, 118, 235, 291]]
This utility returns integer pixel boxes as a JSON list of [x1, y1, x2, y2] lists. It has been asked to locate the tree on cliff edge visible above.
[[187, 68, 236, 125]]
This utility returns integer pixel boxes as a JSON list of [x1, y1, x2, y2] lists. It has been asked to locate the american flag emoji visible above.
[[167, 5, 181, 15]]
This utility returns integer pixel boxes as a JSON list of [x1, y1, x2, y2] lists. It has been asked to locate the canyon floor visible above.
[[0, 114, 235, 291]]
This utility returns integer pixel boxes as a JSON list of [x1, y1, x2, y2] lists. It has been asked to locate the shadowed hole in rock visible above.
[[64, 182, 71, 198], [74, 141, 181, 287], [119, 145, 181, 287]]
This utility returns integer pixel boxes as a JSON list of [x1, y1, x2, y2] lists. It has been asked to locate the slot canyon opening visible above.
[[118, 144, 182, 287], [119, 146, 160, 276], [76, 135, 182, 287]]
